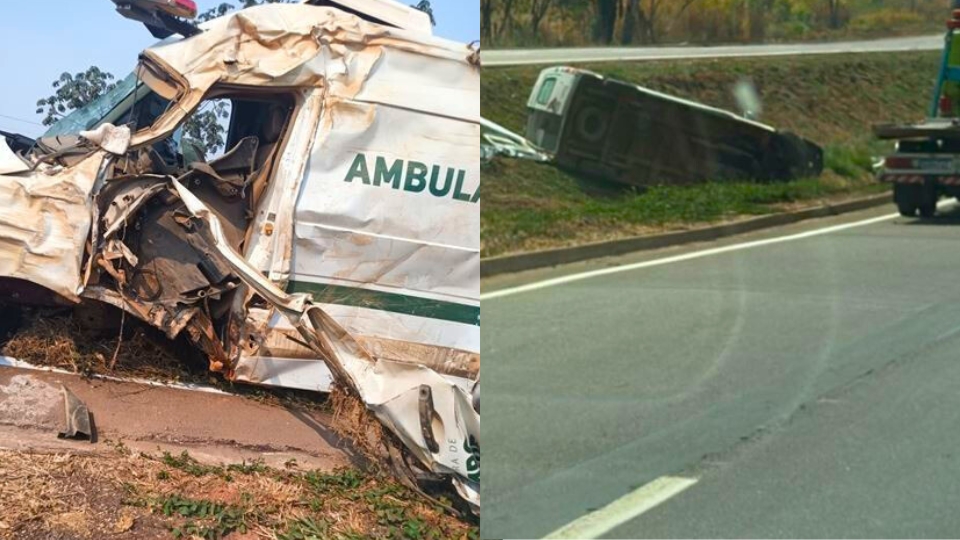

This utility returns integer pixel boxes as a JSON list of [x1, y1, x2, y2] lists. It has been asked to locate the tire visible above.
[[894, 183, 921, 217], [763, 132, 819, 181], [897, 200, 918, 217], [574, 105, 609, 143], [919, 183, 939, 218]]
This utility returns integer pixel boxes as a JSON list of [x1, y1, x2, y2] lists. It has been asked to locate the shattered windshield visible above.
[[43, 72, 171, 138]]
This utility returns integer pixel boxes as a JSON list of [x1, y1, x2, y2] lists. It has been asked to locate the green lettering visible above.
[[374, 157, 403, 188], [471, 186, 480, 204], [404, 162, 428, 193], [344, 153, 370, 184], [453, 169, 471, 202], [430, 167, 454, 198]]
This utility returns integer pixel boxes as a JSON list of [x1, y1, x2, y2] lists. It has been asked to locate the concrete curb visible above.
[[481, 192, 891, 278]]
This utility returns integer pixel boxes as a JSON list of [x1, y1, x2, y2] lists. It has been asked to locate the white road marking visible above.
[[544, 476, 699, 539], [482, 200, 955, 301]]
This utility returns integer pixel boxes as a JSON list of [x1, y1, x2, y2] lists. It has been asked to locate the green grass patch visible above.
[[156, 494, 252, 539]]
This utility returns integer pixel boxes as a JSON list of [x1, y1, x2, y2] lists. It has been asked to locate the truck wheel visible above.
[[894, 183, 920, 217], [917, 182, 938, 218], [897, 201, 918, 217]]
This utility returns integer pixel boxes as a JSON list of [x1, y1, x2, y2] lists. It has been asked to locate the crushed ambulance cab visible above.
[[0, 0, 479, 513]]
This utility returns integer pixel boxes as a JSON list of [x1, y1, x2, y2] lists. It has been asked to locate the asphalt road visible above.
[[481, 34, 942, 66], [481, 202, 960, 538]]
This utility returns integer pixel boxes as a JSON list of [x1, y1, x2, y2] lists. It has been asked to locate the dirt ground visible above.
[[0, 448, 476, 540]]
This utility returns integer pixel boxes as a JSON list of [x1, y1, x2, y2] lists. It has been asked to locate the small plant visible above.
[[303, 468, 366, 492], [161, 451, 233, 480], [227, 458, 268, 475], [277, 517, 331, 540], [157, 494, 249, 539]]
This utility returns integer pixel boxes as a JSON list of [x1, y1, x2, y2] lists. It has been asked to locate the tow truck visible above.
[[875, 9, 960, 217]]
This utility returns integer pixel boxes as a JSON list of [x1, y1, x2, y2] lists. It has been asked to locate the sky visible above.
[[0, 0, 479, 137]]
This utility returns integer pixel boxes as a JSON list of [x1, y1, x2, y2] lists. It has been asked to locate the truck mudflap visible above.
[[171, 179, 481, 513]]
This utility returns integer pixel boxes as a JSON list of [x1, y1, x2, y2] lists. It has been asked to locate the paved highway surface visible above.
[[482, 34, 942, 66], [482, 202, 960, 538]]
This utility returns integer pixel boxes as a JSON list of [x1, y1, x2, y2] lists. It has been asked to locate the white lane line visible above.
[[544, 476, 699, 539], [481, 200, 955, 301]]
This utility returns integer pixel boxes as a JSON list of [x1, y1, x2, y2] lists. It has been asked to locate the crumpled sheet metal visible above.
[[0, 139, 30, 175], [303, 307, 480, 510], [481, 117, 551, 163], [0, 155, 103, 302], [80, 124, 131, 156], [133, 3, 478, 148], [170, 178, 480, 512]]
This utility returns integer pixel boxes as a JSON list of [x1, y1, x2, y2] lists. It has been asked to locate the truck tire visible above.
[[919, 181, 938, 218], [894, 183, 920, 217], [897, 200, 918, 217]]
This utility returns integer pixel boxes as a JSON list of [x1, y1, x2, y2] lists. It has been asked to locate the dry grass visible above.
[[0, 309, 332, 414], [0, 311, 475, 537], [2, 310, 196, 383], [0, 447, 477, 540]]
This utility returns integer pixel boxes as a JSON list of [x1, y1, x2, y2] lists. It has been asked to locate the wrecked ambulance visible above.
[[0, 0, 479, 513], [524, 66, 823, 187]]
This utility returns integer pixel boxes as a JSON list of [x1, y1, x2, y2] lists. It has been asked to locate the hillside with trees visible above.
[[481, 0, 947, 48]]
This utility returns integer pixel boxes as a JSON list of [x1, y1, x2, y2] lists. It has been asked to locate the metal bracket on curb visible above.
[[58, 386, 94, 442]]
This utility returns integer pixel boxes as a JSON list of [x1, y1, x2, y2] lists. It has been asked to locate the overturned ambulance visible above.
[[0, 0, 479, 513]]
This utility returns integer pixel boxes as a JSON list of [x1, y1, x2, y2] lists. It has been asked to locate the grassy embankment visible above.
[[481, 51, 940, 258]]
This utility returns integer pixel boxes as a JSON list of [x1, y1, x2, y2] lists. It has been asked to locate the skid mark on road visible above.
[[543, 476, 698, 539]]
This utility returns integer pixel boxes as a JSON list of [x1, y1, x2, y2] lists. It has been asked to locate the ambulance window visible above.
[[179, 92, 294, 173], [536, 78, 556, 106], [42, 72, 172, 138], [181, 98, 234, 162]]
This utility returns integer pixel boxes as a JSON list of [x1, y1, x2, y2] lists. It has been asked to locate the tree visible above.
[[622, 0, 641, 44], [411, 1, 437, 26], [495, 0, 518, 41], [183, 99, 232, 155], [826, 0, 841, 29], [595, 0, 618, 44], [530, 0, 555, 35], [481, 0, 493, 40], [36, 67, 117, 126]]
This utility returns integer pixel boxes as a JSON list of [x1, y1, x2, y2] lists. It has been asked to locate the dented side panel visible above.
[[291, 100, 478, 348], [0, 155, 104, 302]]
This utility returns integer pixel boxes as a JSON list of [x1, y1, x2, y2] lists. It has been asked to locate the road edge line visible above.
[[481, 192, 890, 279], [482, 198, 956, 300], [543, 476, 699, 539]]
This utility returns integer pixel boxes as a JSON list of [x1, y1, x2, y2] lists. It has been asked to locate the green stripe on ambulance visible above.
[[344, 154, 479, 204]]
